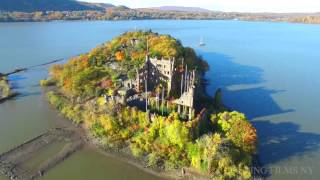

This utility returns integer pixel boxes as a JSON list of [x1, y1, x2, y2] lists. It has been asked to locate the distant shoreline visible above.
[[1, 18, 320, 27], [1, 10, 319, 25]]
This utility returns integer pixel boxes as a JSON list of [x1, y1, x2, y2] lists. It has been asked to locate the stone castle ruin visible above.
[[105, 39, 197, 120], [132, 55, 175, 93], [173, 69, 196, 120]]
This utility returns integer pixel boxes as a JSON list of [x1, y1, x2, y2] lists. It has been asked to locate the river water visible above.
[[0, 20, 319, 180]]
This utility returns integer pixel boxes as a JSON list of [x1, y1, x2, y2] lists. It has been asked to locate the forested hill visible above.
[[0, 0, 114, 12], [0, 1, 319, 24], [149, 6, 213, 13]]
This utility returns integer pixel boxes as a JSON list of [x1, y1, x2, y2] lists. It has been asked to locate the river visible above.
[[0, 20, 319, 180]]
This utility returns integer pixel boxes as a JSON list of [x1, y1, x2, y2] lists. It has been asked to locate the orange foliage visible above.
[[131, 51, 141, 61], [49, 64, 63, 79], [63, 78, 72, 94], [243, 124, 257, 148], [115, 51, 125, 61], [80, 56, 89, 68], [131, 124, 140, 131], [101, 79, 113, 89], [229, 118, 257, 153]]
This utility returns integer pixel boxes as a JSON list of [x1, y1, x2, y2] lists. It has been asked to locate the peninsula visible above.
[[41, 31, 258, 179]]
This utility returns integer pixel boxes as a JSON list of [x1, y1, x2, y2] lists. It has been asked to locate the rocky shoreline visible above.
[[0, 90, 264, 180], [0, 92, 19, 103], [82, 127, 211, 180], [0, 117, 264, 180], [82, 124, 265, 180]]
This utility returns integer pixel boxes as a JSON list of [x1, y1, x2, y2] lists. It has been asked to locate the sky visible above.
[[83, 0, 320, 13]]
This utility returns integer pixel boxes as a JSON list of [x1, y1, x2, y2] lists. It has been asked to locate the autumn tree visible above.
[[115, 51, 125, 61], [216, 111, 257, 154]]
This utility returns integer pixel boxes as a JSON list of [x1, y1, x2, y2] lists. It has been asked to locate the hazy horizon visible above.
[[82, 0, 320, 13]]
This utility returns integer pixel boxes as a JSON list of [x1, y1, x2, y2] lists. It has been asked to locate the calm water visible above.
[[0, 20, 319, 180]]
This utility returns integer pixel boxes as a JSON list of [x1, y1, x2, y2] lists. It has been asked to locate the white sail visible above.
[[199, 37, 205, 46]]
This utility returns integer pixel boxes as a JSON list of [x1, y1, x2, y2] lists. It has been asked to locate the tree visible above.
[[128, 69, 136, 80], [115, 51, 125, 61], [33, 11, 43, 20], [101, 79, 113, 89], [216, 111, 257, 154], [91, 122, 106, 137], [164, 119, 190, 148], [214, 88, 223, 109]]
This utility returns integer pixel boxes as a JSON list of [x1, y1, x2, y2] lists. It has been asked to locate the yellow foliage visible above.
[[97, 97, 106, 106]]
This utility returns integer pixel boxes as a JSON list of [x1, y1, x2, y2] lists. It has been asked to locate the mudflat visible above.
[[0, 128, 83, 180]]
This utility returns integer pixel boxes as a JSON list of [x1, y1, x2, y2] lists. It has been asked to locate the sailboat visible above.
[[199, 37, 205, 46]]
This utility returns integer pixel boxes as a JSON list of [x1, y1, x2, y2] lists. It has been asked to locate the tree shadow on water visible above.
[[202, 52, 264, 88], [222, 87, 294, 119], [7, 74, 27, 89], [253, 120, 320, 165], [17, 91, 42, 99], [199, 51, 320, 167], [7, 74, 41, 99], [200, 51, 293, 119]]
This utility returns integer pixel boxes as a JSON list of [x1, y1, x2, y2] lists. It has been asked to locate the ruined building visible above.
[[173, 69, 196, 120], [122, 54, 196, 120], [108, 39, 197, 120], [128, 54, 175, 94]]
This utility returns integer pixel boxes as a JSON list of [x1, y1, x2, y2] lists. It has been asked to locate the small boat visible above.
[[199, 37, 205, 46]]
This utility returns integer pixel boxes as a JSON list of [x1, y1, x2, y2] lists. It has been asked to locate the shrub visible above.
[[47, 91, 66, 110], [0, 78, 11, 97], [91, 122, 106, 137], [130, 144, 144, 157], [40, 78, 56, 86], [147, 152, 160, 167]]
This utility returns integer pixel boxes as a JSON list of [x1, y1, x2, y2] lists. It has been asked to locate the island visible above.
[[41, 31, 258, 179]]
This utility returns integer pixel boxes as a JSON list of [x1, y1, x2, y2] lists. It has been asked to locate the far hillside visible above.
[[149, 6, 213, 13], [0, 0, 115, 12]]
